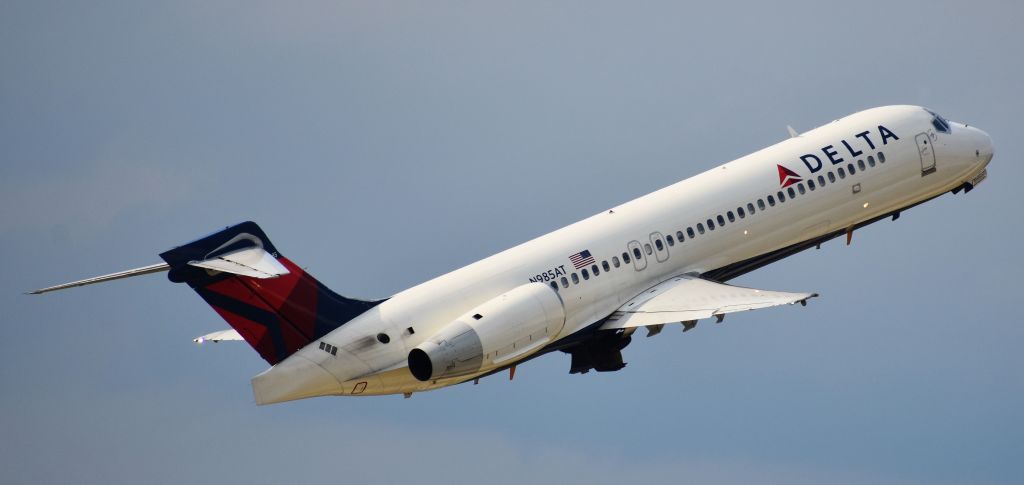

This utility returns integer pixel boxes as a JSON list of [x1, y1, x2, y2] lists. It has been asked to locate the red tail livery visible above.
[[159, 222, 383, 365]]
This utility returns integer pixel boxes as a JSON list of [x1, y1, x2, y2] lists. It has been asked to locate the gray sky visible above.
[[2, 1, 1022, 484]]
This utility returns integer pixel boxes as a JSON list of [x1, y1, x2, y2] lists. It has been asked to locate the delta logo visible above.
[[777, 164, 803, 188]]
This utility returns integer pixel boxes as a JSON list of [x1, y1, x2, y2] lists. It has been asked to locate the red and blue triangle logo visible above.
[[777, 164, 802, 188]]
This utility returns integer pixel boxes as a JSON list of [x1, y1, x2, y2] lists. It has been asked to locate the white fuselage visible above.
[[252, 105, 993, 403]]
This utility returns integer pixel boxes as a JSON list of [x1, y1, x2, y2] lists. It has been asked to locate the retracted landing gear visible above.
[[565, 331, 632, 375], [951, 181, 975, 195]]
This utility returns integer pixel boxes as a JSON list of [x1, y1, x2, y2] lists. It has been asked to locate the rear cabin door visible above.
[[649, 232, 669, 263], [916, 132, 937, 176]]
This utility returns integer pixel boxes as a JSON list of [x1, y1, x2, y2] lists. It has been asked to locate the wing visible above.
[[600, 274, 816, 330]]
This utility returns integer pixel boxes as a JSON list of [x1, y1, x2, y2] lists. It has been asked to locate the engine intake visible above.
[[408, 283, 566, 382], [408, 321, 483, 381]]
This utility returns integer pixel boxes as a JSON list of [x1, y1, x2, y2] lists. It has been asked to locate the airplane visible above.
[[30, 105, 993, 404]]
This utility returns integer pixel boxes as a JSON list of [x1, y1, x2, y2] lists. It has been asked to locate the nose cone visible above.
[[977, 128, 994, 165], [952, 122, 994, 169]]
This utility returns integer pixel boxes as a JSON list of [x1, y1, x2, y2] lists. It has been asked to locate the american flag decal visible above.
[[569, 250, 595, 270]]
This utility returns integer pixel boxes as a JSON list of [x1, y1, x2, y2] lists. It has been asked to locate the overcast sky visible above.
[[2, 1, 1022, 484]]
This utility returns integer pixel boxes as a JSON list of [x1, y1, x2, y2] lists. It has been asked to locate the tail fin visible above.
[[160, 222, 383, 365]]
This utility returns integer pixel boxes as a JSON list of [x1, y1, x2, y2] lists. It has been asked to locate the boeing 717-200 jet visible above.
[[31, 105, 993, 404]]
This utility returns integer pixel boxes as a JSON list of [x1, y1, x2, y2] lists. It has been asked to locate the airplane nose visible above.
[[958, 123, 994, 167], [978, 128, 994, 164]]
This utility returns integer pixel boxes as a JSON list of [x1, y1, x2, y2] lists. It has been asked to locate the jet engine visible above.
[[408, 283, 566, 381]]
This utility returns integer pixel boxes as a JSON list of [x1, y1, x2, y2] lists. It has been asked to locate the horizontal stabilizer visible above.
[[188, 245, 289, 279], [194, 329, 243, 343], [28, 263, 170, 295], [600, 274, 816, 330]]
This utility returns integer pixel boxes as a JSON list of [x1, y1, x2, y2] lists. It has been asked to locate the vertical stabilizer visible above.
[[160, 222, 384, 365]]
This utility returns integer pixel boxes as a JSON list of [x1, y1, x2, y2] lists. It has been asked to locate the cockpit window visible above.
[[926, 108, 951, 134]]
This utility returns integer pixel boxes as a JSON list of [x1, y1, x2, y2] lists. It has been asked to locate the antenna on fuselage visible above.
[[787, 125, 799, 138]]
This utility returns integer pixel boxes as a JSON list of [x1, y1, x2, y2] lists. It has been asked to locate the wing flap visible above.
[[600, 274, 816, 330]]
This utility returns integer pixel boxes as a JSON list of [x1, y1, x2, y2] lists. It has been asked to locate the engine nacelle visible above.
[[408, 283, 566, 382]]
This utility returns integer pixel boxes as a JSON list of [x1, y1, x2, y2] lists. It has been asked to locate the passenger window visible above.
[[602, 260, 610, 272], [817, 175, 826, 186], [612, 256, 621, 268], [643, 243, 652, 255], [858, 159, 866, 170], [808, 179, 816, 190], [717, 215, 725, 226], [581, 268, 589, 280], [838, 167, 846, 179], [633, 247, 642, 259], [877, 152, 885, 163], [747, 202, 756, 213], [697, 223, 705, 234], [707, 219, 715, 230], [737, 207, 745, 218], [847, 163, 856, 175], [591, 264, 599, 276], [687, 227, 695, 238], [798, 183, 806, 194], [787, 187, 796, 198], [767, 195, 776, 206], [870, 154, 878, 166], [828, 172, 836, 183], [676, 230, 685, 242], [550, 281, 558, 291], [561, 276, 569, 288], [666, 235, 674, 246], [571, 273, 579, 284], [777, 191, 786, 202], [655, 239, 664, 251], [622, 252, 631, 264], [727, 211, 735, 222], [757, 199, 766, 210]]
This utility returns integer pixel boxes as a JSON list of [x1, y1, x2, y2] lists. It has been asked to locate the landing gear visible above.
[[565, 331, 632, 375], [952, 181, 974, 195]]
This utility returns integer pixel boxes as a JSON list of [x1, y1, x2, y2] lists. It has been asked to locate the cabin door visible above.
[[626, 240, 647, 271], [916, 132, 937, 176]]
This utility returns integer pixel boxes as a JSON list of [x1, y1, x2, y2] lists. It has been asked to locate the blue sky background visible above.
[[2, 1, 1022, 483]]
